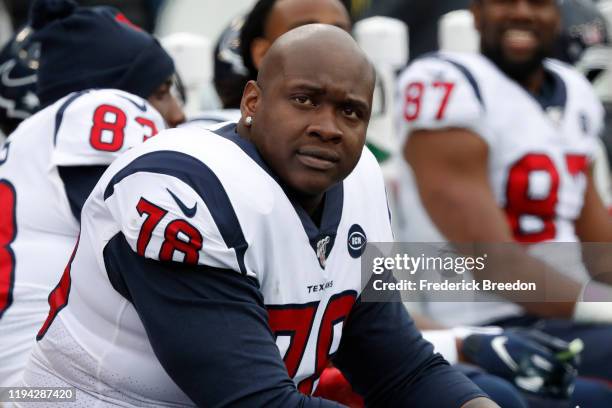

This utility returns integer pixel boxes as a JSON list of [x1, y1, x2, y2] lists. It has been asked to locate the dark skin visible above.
[[406, 0, 612, 318], [472, 0, 561, 92], [239, 25, 374, 216], [238, 24, 497, 408], [250, 0, 352, 72], [147, 77, 186, 128]]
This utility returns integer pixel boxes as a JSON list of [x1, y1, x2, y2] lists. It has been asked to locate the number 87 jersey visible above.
[[0, 89, 165, 387], [396, 51, 604, 243]]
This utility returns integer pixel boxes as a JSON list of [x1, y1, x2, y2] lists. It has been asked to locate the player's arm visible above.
[[398, 57, 583, 318], [405, 128, 581, 318], [53, 90, 165, 219], [104, 237, 342, 407], [575, 170, 612, 284], [332, 269, 498, 408], [59, 165, 108, 219]]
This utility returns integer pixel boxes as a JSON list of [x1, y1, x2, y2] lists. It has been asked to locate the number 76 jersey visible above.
[[396, 52, 604, 243]]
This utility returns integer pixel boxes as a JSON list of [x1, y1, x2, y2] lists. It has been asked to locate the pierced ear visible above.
[[240, 80, 261, 120], [251, 37, 271, 71]]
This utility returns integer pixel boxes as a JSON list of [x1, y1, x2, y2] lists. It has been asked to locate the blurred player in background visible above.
[[398, 0, 612, 389], [20, 24, 498, 408], [240, 0, 351, 82], [0, 0, 184, 386], [191, 0, 351, 127]]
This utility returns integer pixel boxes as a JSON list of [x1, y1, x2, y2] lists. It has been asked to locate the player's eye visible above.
[[292, 95, 314, 106], [341, 105, 361, 120], [152, 81, 172, 101]]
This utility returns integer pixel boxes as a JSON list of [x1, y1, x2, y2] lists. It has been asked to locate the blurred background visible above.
[[1, 0, 611, 198]]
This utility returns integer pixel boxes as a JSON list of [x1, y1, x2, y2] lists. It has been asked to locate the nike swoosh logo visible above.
[[0, 141, 10, 164], [117, 94, 147, 112], [167, 188, 197, 218], [491, 336, 519, 371], [0, 60, 37, 88]]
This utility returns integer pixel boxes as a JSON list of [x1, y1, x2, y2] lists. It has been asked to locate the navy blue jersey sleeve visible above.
[[103, 232, 344, 408], [333, 270, 488, 408], [58, 165, 108, 220]]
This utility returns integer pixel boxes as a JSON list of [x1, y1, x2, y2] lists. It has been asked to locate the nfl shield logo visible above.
[[316, 236, 331, 268]]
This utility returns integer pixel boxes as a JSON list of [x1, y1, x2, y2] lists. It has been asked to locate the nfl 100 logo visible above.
[[347, 224, 366, 258]]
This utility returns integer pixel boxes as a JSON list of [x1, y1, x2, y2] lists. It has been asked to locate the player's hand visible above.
[[461, 329, 582, 399]]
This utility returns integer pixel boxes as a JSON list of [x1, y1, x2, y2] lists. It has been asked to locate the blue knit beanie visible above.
[[29, 0, 175, 107]]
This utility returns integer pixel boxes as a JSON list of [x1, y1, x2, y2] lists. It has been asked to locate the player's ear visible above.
[[240, 80, 261, 119], [251, 38, 271, 71]]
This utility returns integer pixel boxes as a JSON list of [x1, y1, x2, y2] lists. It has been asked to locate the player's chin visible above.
[[291, 170, 340, 196], [503, 50, 538, 66]]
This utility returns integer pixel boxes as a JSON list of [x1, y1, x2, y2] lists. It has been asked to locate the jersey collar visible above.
[[535, 67, 567, 112], [214, 123, 344, 268]]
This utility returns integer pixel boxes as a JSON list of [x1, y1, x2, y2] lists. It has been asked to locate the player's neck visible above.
[[295, 193, 325, 227], [519, 68, 546, 95]]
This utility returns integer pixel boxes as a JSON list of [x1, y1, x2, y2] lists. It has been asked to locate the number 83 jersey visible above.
[[396, 51, 604, 244], [0, 89, 165, 386]]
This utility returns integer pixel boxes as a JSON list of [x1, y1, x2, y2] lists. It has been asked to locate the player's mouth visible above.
[[502, 29, 538, 56], [296, 147, 340, 171]]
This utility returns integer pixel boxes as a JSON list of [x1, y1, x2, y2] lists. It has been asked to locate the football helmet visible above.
[[0, 26, 40, 135], [213, 15, 249, 109]]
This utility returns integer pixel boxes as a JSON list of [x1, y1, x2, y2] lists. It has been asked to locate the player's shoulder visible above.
[[102, 123, 278, 213], [51, 89, 166, 167], [352, 146, 382, 179], [545, 58, 591, 87], [52, 88, 157, 116], [96, 124, 277, 276], [399, 51, 490, 85], [345, 147, 386, 198], [546, 59, 604, 122], [397, 52, 488, 137], [545, 59, 601, 103]]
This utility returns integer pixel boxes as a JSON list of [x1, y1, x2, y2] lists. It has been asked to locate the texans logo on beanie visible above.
[[29, 0, 175, 107]]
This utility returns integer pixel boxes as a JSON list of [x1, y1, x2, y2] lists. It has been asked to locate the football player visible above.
[[0, 0, 184, 387], [397, 0, 612, 383], [190, 0, 352, 128], [20, 25, 497, 408], [240, 0, 351, 82]]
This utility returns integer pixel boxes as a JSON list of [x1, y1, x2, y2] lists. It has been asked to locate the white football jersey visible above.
[[395, 52, 603, 324], [0, 89, 166, 386], [22, 124, 392, 406]]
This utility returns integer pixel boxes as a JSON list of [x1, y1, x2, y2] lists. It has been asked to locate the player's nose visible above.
[[166, 97, 186, 128], [308, 106, 343, 142], [508, 0, 536, 21]]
